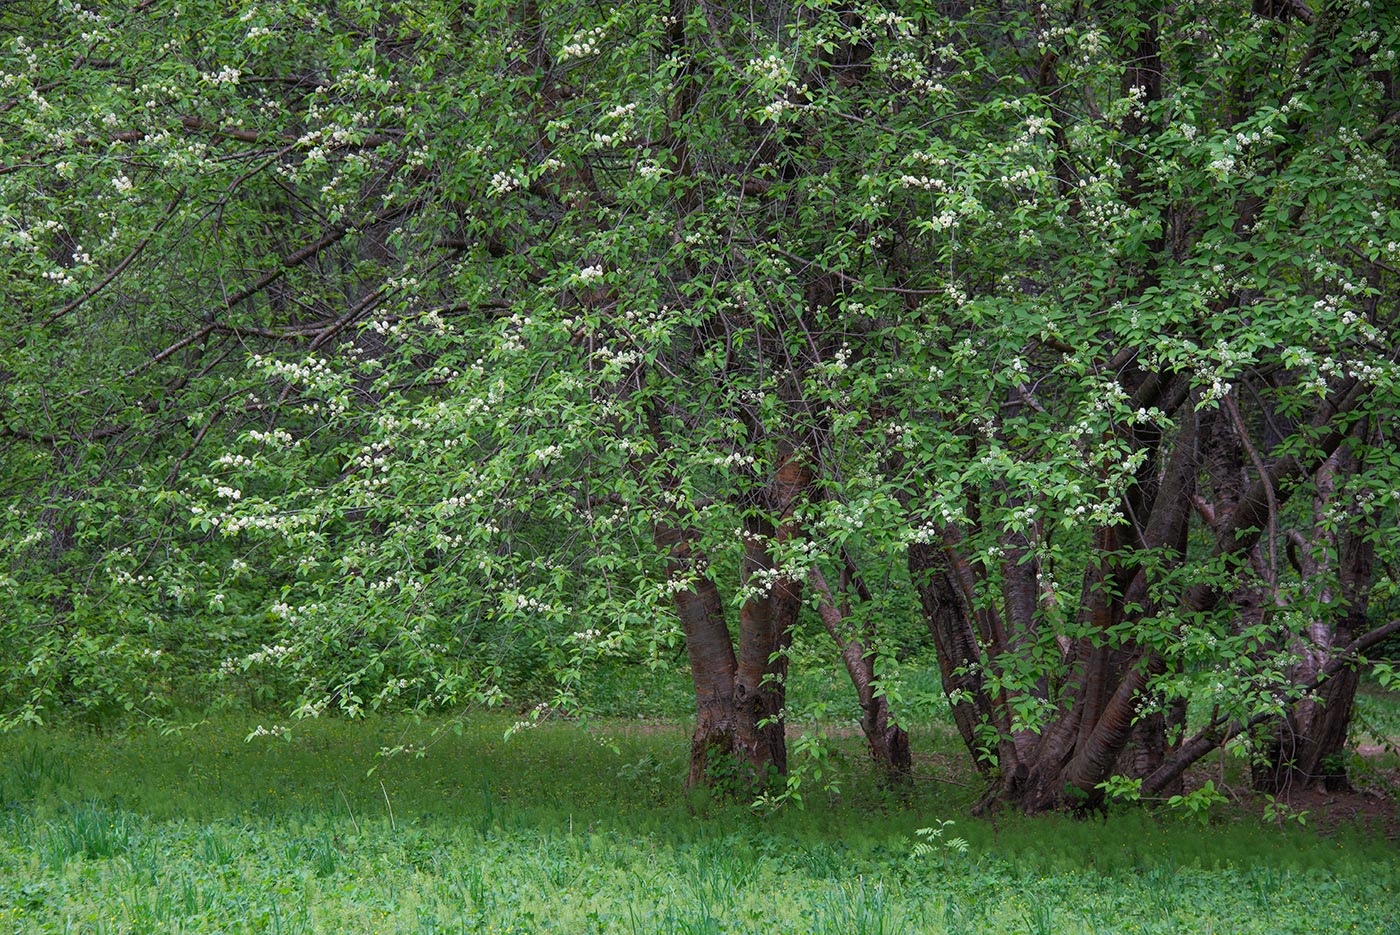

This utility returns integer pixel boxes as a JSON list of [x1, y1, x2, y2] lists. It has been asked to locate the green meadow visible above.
[[1, 706, 1396, 935]]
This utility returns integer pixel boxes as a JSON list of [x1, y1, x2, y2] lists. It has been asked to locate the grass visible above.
[[0, 711, 1396, 934]]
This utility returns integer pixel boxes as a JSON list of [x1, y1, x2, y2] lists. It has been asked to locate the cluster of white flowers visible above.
[[760, 95, 801, 122], [8, 217, 61, 256], [905, 522, 942, 544], [927, 210, 959, 231], [250, 353, 335, 387], [246, 724, 289, 738], [999, 165, 1040, 187], [828, 342, 852, 372], [431, 531, 465, 549], [731, 525, 766, 545], [367, 574, 422, 593], [575, 264, 604, 284], [368, 317, 405, 338], [711, 451, 757, 468], [216, 453, 253, 468], [1132, 406, 1164, 425], [438, 492, 478, 515], [899, 174, 948, 191], [738, 566, 791, 601], [659, 573, 696, 596], [504, 592, 553, 614], [593, 125, 632, 147], [909, 75, 948, 96], [656, 488, 687, 508], [487, 170, 520, 196], [245, 643, 294, 664], [14, 528, 44, 548], [248, 428, 295, 447], [109, 568, 159, 587], [1124, 83, 1148, 120], [592, 344, 641, 371], [531, 444, 562, 464], [746, 51, 791, 85], [559, 25, 606, 60], [509, 702, 555, 736], [1078, 194, 1129, 229], [112, 174, 133, 192], [198, 505, 315, 537], [1024, 114, 1052, 137], [1090, 378, 1129, 411], [201, 65, 241, 85]]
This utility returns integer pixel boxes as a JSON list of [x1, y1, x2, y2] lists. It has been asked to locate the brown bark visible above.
[[732, 451, 814, 781], [907, 539, 997, 773], [735, 511, 788, 781], [654, 519, 739, 789], [997, 394, 1205, 813], [809, 562, 911, 783]]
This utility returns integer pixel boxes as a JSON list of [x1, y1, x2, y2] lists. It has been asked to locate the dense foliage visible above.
[[3, 0, 1399, 811]]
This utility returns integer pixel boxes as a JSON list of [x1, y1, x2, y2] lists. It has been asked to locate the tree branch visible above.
[[1143, 616, 1400, 795]]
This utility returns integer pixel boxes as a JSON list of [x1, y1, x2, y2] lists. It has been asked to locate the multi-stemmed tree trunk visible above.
[[655, 450, 812, 790], [910, 360, 1385, 813]]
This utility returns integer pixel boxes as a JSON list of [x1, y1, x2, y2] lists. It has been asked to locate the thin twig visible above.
[[379, 779, 396, 832], [338, 785, 362, 835]]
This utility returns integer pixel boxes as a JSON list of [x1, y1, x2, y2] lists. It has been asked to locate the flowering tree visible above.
[[3, 0, 1398, 812]]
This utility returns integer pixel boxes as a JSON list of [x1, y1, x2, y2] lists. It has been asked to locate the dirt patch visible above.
[[1188, 750, 1400, 839], [1263, 785, 1398, 836]]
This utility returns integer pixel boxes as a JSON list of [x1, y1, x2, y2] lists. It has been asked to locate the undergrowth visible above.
[[0, 713, 1395, 934]]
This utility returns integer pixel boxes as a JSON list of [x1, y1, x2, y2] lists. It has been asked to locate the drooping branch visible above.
[[39, 188, 186, 329], [1143, 616, 1400, 795]]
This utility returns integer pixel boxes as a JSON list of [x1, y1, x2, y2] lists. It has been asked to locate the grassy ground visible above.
[[1, 711, 1397, 935]]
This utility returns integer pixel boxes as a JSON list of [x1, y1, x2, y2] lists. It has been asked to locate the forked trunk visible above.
[[732, 450, 814, 781], [663, 449, 813, 791]]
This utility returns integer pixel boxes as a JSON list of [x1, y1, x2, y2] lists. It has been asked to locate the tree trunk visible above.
[[732, 450, 814, 782], [907, 539, 997, 774], [809, 562, 911, 783], [1254, 442, 1375, 793], [659, 446, 813, 792], [656, 520, 742, 789], [734, 512, 791, 783]]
